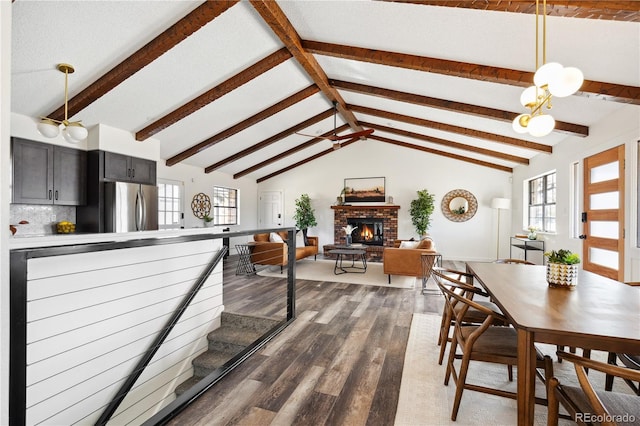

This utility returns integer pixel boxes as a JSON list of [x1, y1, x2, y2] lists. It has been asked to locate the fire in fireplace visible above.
[[347, 218, 384, 246]]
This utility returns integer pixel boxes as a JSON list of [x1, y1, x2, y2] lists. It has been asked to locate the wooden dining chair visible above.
[[434, 270, 554, 421], [605, 352, 640, 395], [548, 350, 640, 426], [433, 267, 507, 365]]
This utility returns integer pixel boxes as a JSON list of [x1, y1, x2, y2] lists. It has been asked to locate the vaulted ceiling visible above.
[[11, 1, 640, 182]]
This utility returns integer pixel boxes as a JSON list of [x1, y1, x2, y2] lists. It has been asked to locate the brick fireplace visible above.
[[325, 205, 400, 261]]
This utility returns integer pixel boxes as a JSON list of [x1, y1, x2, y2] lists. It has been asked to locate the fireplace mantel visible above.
[[331, 205, 400, 211]]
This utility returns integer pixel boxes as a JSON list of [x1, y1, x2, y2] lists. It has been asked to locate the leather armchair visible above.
[[383, 238, 436, 283]]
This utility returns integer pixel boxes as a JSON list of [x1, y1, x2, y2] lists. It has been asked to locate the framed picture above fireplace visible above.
[[344, 177, 385, 203]]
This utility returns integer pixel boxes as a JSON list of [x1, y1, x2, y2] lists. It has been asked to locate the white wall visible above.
[[1, 2, 12, 423], [257, 139, 513, 261], [511, 104, 640, 281]]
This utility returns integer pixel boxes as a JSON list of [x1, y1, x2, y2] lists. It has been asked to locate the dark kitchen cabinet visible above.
[[104, 151, 156, 185], [11, 137, 86, 205]]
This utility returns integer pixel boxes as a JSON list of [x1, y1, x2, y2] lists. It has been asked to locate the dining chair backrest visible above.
[[433, 269, 505, 326], [549, 350, 640, 426]]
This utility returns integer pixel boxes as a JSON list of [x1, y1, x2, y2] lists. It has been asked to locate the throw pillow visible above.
[[269, 232, 284, 243], [417, 238, 434, 250], [399, 241, 420, 249], [295, 232, 305, 248]]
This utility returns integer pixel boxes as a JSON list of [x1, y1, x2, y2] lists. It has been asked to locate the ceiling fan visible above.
[[295, 101, 374, 143]]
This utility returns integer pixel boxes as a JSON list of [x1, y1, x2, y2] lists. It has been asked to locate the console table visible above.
[[509, 237, 545, 264]]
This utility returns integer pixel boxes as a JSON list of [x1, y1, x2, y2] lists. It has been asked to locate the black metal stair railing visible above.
[[94, 245, 228, 425]]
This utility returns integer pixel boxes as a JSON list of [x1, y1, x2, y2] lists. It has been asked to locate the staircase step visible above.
[[192, 348, 238, 378], [174, 312, 281, 397], [219, 311, 280, 332], [174, 376, 202, 397]]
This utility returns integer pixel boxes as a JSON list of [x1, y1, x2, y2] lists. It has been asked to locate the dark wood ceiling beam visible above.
[[234, 124, 350, 179], [256, 137, 360, 183], [333, 79, 589, 137], [166, 85, 319, 167], [47, 1, 239, 121], [364, 122, 529, 164], [136, 48, 292, 141], [305, 41, 639, 105], [249, 0, 361, 130], [370, 135, 513, 173], [204, 108, 335, 173], [349, 104, 552, 153], [381, 1, 640, 22]]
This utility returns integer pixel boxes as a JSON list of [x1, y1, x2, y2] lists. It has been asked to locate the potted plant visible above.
[[293, 193, 317, 245], [545, 249, 580, 289], [409, 189, 435, 238], [203, 214, 214, 227]]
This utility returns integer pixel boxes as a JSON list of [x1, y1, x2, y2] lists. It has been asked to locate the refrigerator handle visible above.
[[136, 187, 146, 231]]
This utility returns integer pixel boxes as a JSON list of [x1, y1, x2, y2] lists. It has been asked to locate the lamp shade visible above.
[[37, 119, 60, 138], [548, 66, 584, 98], [512, 114, 530, 134], [527, 114, 555, 137], [519, 86, 539, 107], [491, 198, 511, 210], [533, 62, 563, 88], [62, 123, 88, 143]]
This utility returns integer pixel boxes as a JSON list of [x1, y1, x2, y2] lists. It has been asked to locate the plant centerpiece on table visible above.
[[203, 214, 214, 227], [527, 225, 538, 240], [410, 189, 435, 239], [293, 193, 317, 246], [545, 249, 580, 289]]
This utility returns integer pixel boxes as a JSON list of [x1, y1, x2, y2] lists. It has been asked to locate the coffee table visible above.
[[329, 249, 367, 275]]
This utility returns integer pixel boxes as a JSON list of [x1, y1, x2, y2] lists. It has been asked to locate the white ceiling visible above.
[[10, 1, 640, 181]]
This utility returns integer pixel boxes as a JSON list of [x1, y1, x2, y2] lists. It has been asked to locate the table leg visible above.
[[334, 253, 345, 275], [517, 328, 536, 426]]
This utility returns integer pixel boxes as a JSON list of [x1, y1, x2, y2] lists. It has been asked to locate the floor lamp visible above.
[[491, 198, 511, 259]]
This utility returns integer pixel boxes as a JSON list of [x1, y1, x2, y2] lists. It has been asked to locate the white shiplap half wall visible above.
[[24, 239, 224, 425]]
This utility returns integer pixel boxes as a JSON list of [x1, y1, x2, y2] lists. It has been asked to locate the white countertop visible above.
[[9, 227, 226, 250]]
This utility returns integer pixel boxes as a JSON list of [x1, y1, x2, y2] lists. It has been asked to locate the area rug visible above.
[[256, 258, 417, 289], [394, 313, 633, 426]]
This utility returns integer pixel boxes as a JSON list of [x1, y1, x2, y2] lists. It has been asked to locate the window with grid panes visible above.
[[213, 186, 238, 226], [528, 172, 556, 233], [157, 181, 183, 229]]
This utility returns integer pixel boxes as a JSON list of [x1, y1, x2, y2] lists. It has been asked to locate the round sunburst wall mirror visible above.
[[441, 189, 478, 222]]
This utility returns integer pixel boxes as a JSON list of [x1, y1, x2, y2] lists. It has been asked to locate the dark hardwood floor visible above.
[[168, 256, 456, 426]]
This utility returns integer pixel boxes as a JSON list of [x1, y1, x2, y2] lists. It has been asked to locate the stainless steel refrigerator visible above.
[[104, 182, 158, 232]]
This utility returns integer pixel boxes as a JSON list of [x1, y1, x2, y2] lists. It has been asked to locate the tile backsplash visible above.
[[10, 204, 76, 236]]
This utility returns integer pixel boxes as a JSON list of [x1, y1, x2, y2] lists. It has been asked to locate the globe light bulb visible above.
[[527, 114, 555, 137], [37, 119, 60, 138], [534, 62, 563, 88], [548, 66, 584, 98], [520, 86, 539, 108], [512, 114, 530, 134]]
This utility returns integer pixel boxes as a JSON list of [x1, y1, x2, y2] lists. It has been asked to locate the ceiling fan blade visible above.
[[294, 131, 337, 141], [331, 128, 374, 141]]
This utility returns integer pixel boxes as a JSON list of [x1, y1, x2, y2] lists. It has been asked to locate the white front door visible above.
[[259, 190, 283, 228]]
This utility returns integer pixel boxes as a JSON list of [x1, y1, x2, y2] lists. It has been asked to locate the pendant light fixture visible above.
[[512, 0, 584, 137], [37, 63, 88, 144]]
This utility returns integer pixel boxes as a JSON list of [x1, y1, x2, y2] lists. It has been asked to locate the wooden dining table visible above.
[[466, 261, 640, 426]]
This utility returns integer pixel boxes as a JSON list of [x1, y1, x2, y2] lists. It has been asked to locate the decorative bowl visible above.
[[56, 221, 76, 234]]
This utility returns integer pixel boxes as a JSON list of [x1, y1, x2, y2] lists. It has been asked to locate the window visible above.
[[213, 186, 238, 226], [527, 171, 556, 233], [158, 180, 183, 229]]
